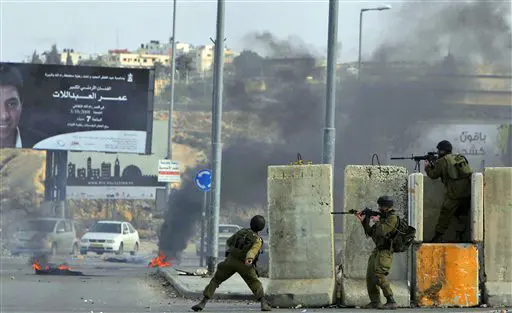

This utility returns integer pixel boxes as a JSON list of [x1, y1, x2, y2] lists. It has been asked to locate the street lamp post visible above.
[[357, 5, 392, 76], [165, 0, 177, 203]]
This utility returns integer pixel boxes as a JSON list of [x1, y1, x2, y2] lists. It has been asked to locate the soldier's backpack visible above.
[[390, 216, 416, 253], [228, 228, 258, 260]]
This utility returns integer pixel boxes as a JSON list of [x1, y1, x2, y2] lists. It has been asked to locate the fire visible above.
[[32, 261, 70, 271], [148, 252, 171, 268]]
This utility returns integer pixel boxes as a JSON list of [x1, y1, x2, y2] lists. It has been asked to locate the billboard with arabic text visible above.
[[0, 62, 154, 154]]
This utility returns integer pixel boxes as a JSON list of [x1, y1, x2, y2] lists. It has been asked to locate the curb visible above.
[[157, 268, 255, 301]]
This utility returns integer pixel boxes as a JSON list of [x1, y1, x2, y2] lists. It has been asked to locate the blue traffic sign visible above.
[[195, 170, 212, 191]]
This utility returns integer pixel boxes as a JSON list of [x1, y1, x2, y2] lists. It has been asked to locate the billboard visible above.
[[0, 62, 154, 154], [66, 154, 165, 199]]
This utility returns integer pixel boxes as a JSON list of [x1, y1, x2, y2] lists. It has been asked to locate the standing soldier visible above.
[[355, 196, 398, 309], [191, 215, 272, 312], [425, 140, 472, 243]]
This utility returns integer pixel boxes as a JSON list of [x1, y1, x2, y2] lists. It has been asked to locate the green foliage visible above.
[[44, 44, 61, 65]]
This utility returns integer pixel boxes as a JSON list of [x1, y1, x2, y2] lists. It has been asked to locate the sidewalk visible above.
[[158, 267, 269, 300]]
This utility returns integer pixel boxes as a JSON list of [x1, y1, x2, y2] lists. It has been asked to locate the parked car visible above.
[[11, 218, 79, 256], [196, 224, 242, 257], [80, 220, 140, 256]]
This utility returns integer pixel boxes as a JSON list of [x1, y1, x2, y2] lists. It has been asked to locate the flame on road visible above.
[[148, 252, 172, 268]]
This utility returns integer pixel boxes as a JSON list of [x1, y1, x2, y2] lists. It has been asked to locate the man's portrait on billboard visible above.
[[0, 64, 23, 148]]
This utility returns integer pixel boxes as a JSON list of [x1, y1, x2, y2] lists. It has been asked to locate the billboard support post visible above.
[[44, 150, 68, 218]]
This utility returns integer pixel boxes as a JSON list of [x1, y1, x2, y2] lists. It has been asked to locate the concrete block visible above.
[[341, 165, 410, 307], [408, 173, 424, 243], [471, 173, 484, 243], [415, 243, 479, 307], [483, 167, 512, 307], [267, 165, 335, 308]]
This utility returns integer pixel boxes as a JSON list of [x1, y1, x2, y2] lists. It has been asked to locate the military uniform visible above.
[[362, 211, 399, 308], [192, 227, 271, 312], [425, 153, 472, 241]]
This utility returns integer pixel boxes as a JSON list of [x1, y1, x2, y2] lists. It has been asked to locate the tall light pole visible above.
[[322, 0, 339, 168], [358, 5, 392, 76], [207, 0, 226, 275], [165, 0, 177, 202]]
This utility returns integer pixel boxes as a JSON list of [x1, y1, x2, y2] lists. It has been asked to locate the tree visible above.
[[65, 51, 73, 65], [43, 44, 61, 65], [30, 50, 42, 64], [232, 50, 264, 79], [175, 53, 194, 78]]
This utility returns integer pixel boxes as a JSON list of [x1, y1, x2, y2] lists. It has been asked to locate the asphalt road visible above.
[[1, 251, 509, 313]]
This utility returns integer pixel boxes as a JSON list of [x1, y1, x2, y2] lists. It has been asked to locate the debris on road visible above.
[[32, 260, 84, 276], [104, 255, 148, 264]]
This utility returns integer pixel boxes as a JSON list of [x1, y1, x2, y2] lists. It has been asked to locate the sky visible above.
[[0, 0, 404, 63]]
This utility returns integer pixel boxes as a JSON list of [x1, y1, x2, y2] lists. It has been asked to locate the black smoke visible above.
[[158, 0, 511, 257]]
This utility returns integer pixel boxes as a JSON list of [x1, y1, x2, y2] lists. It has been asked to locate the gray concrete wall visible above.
[[341, 165, 410, 307], [483, 167, 512, 307], [266, 165, 335, 308]]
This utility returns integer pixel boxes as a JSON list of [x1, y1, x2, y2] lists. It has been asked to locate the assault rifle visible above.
[[331, 208, 381, 219], [390, 152, 438, 173]]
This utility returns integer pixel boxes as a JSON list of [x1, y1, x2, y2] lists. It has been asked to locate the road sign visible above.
[[158, 159, 181, 183], [195, 170, 212, 191]]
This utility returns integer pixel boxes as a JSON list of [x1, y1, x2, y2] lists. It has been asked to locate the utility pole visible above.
[[207, 0, 226, 275], [322, 0, 339, 168], [165, 0, 178, 204]]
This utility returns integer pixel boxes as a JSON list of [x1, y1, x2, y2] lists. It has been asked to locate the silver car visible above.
[[11, 218, 79, 256]]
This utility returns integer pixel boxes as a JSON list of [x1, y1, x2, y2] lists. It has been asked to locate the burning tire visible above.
[[115, 242, 124, 255], [130, 243, 139, 256]]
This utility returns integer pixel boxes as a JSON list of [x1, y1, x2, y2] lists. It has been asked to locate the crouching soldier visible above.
[[191, 215, 272, 312], [356, 196, 399, 310]]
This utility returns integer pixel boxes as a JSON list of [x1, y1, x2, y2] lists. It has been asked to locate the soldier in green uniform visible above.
[[191, 215, 272, 312], [356, 195, 399, 310], [424, 140, 472, 243]]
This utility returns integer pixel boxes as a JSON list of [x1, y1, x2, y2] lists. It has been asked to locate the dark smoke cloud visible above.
[[159, 0, 511, 257]]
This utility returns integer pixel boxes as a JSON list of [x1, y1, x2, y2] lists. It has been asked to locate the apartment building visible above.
[[106, 49, 170, 68], [194, 45, 237, 73]]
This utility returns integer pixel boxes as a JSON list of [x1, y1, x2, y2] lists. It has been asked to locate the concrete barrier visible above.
[[415, 243, 479, 307], [471, 173, 484, 243], [266, 165, 336, 308], [408, 173, 424, 243], [483, 167, 512, 307], [341, 165, 410, 307]]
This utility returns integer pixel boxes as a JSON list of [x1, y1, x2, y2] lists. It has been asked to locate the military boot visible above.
[[260, 298, 272, 311], [191, 298, 208, 312], [380, 295, 397, 310], [364, 301, 383, 309]]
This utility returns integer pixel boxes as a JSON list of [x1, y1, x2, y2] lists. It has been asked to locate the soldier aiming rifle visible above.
[[390, 152, 438, 172]]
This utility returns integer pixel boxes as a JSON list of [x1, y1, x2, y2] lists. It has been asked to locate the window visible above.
[[64, 221, 72, 232], [123, 224, 129, 234], [55, 221, 65, 232], [128, 224, 136, 233]]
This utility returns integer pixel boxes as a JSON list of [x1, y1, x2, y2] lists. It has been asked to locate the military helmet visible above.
[[250, 215, 266, 232], [436, 140, 453, 153], [377, 195, 394, 208]]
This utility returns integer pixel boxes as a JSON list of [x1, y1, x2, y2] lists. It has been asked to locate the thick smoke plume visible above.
[[158, 0, 511, 258]]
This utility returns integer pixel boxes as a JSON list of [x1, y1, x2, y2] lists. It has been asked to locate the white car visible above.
[[80, 221, 140, 256]]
